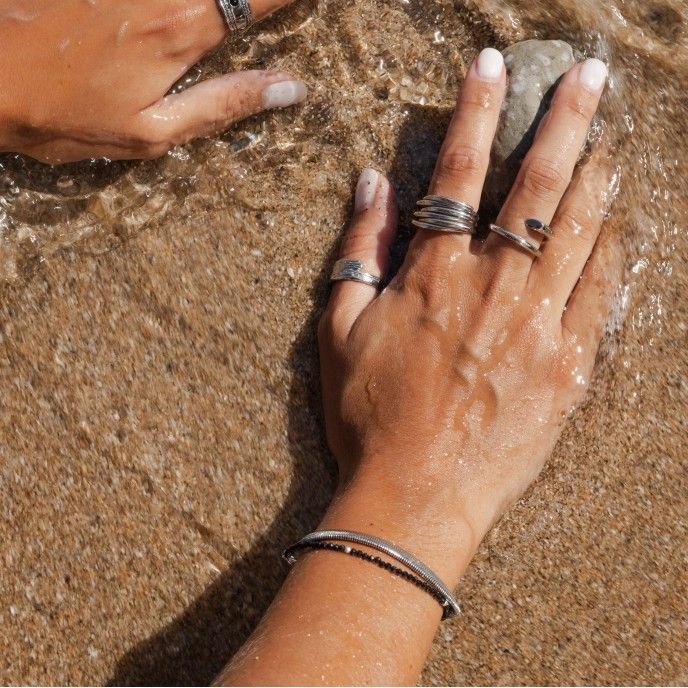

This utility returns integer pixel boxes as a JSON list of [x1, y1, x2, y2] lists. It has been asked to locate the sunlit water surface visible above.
[[0, 0, 685, 356], [0, 0, 686, 684]]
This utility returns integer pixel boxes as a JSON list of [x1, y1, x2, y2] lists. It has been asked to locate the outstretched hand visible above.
[[0, 0, 304, 163], [318, 51, 617, 569], [216, 48, 619, 687]]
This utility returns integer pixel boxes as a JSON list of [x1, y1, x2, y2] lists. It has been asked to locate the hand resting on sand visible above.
[[216, 48, 618, 686]]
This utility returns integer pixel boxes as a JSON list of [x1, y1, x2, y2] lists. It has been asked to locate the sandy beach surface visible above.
[[1, 0, 686, 684]]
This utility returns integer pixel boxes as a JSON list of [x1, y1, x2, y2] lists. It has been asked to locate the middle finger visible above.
[[407, 48, 506, 268]]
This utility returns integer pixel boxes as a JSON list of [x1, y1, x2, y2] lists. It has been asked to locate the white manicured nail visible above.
[[476, 47, 504, 81], [262, 80, 308, 109], [579, 59, 608, 92], [355, 168, 380, 212]]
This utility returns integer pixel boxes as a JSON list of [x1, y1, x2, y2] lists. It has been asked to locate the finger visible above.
[[149, 0, 298, 66], [409, 48, 506, 262], [561, 231, 623, 364], [19, 139, 145, 164], [200, 0, 297, 38], [531, 161, 617, 314], [250, 0, 298, 21], [485, 58, 608, 279], [321, 169, 398, 345], [137, 70, 307, 151]]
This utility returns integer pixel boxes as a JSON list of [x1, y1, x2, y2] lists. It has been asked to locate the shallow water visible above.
[[0, 0, 686, 684]]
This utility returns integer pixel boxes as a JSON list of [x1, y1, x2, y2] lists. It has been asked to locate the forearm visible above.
[[214, 470, 478, 686]]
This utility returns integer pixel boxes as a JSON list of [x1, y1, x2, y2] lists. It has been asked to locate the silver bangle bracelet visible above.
[[283, 529, 461, 618]]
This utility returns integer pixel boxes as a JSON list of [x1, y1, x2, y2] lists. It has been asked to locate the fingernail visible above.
[[262, 80, 308, 109], [579, 58, 608, 92], [355, 168, 380, 212], [475, 47, 504, 81]]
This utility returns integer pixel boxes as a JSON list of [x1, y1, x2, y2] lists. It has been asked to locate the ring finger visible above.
[[484, 58, 608, 280]]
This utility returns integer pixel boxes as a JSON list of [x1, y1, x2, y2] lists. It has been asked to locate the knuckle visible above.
[[519, 157, 567, 200], [139, 15, 176, 39], [556, 205, 599, 243], [437, 144, 485, 182], [480, 265, 523, 306], [340, 224, 380, 258], [215, 87, 241, 125], [461, 82, 500, 112], [404, 265, 449, 314], [109, 121, 173, 158], [139, 10, 197, 48], [555, 90, 597, 124], [131, 121, 170, 150]]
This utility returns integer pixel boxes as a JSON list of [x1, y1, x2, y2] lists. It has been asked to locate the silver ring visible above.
[[413, 195, 478, 235], [489, 224, 542, 257], [331, 259, 382, 288], [216, 0, 254, 31], [525, 218, 555, 237]]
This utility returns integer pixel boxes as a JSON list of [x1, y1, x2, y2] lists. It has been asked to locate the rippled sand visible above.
[[0, 0, 686, 684]]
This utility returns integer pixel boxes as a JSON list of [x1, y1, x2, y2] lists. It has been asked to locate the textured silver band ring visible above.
[[525, 218, 555, 237], [412, 217, 476, 234], [216, 0, 254, 31], [489, 224, 542, 257], [331, 259, 382, 288], [413, 195, 478, 235]]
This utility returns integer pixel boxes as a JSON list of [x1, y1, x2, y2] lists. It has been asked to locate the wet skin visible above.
[[217, 51, 620, 686], [0, 0, 302, 163], [320, 59, 618, 552]]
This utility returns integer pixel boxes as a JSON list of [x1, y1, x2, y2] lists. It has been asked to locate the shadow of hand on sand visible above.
[[107, 243, 337, 685], [107, 103, 454, 686]]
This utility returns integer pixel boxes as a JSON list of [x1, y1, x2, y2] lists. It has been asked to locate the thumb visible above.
[[321, 169, 399, 346], [138, 70, 307, 151]]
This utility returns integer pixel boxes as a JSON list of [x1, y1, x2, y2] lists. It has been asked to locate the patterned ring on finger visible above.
[[216, 0, 254, 31], [330, 259, 383, 288]]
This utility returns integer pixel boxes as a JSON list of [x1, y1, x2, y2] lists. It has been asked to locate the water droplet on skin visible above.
[[116, 20, 130, 43]]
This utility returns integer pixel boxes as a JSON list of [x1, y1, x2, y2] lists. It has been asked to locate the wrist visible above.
[[318, 464, 480, 588]]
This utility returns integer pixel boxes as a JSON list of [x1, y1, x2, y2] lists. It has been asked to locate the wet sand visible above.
[[1, 0, 687, 684]]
